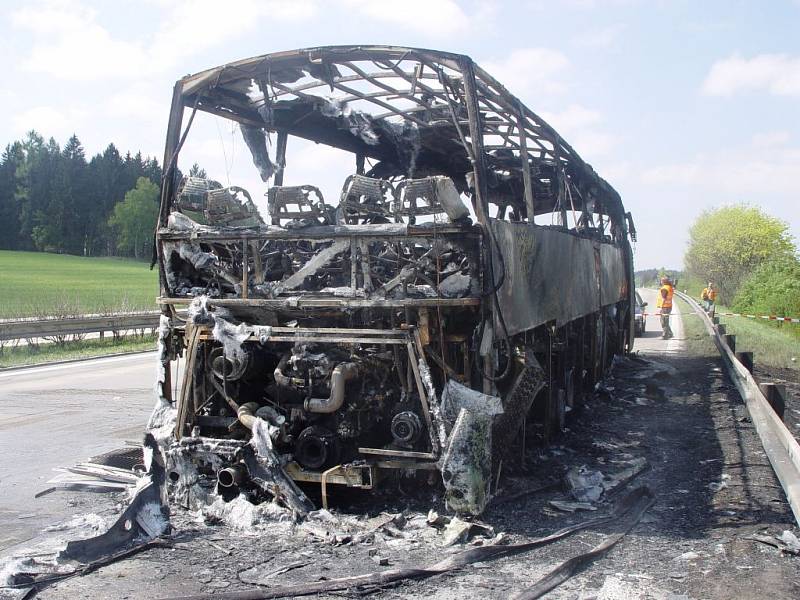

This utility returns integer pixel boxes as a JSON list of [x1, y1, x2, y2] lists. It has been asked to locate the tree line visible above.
[[0, 130, 164, 259]]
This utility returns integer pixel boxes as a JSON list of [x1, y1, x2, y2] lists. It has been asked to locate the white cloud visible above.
[[481, 51, 616, 161], [149, 0, 315, 65], [702, 53, 800, 97], [597, 160, 632, 184], [340, 0, 471, 36], [13, 2, 147, 81], [528, 0, 640, 8], [569, 131, 618, 160], [539, 104, 617, 160], [572, 23, 626, 48], [105, 84, 166, 122], [12, 105, 88, 140], [480, 48, 570, 99], [539, 104, 601, 130], [640, 145, 800, 196], [751, 130, 790, 148], [11, 0, 93, 34], [11, 0, 319, 82]]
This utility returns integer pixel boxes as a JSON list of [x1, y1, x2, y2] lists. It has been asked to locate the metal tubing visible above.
[[236, 402, 261, 430], [305, 363, 359, 413], [217, 464, 248, 488]]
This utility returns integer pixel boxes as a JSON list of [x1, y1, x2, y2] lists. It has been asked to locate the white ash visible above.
[[438, 272, 472, 298], [203, 495, 292, 531]]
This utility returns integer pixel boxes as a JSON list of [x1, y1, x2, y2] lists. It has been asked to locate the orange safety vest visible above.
[[657, 284, 674, 309], [707, 288, 717, 301]]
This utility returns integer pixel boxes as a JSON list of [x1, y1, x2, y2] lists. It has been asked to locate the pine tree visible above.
[[0, 142, 25, 249]]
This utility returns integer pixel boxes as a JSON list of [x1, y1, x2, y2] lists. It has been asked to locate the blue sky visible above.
[[1, 0, 798, 269]]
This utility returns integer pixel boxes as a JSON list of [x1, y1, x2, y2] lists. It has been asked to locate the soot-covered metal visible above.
[[150, 45, 636, 518]]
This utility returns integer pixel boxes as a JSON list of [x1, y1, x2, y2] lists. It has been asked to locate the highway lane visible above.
[[634, 288, 686, 355], [0, 352, 159, 551]]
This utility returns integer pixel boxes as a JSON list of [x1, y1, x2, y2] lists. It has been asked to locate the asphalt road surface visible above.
[[0, 353, 158, 551]]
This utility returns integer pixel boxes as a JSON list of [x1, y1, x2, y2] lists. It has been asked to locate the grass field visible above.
[[0, 250, 159, 318], [0, 335, 157, 368]]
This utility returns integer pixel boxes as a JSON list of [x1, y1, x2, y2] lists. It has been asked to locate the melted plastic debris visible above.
[[321, 98, 379, 146], [212, 318, 256, 362], [438, 272, 474, 298], [565, 466, 605, 503], [417, 358, 448, 449], [43, 514, 107, 534], [202, 495, 292, 531], [136, 501, 170, 539], [441, 408, 493, 515], [611, 355, 679, 379], [240, 124, 277, 181], [146, 315, 178, 447], [0, 512, 108, 586], [187, 295, 273, 361], [318, 286, 367, 298], [777, 530, 800, 553], [441, 380, 503, 423]]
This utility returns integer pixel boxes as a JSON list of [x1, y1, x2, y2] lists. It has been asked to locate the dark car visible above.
[[634, 291, 647, 336]]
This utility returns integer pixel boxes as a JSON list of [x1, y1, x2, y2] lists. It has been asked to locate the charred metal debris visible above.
[[148, 45, 637, 521]]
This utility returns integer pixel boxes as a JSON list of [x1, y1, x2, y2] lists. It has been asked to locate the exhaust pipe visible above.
[[217, 464, 248, 488], [305, 362, 359, 413]]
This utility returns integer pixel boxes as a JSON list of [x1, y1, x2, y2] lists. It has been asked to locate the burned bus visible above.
[[150, 45, 636, 517]]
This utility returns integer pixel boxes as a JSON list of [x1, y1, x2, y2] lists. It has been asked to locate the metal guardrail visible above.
[[677, 291, 800, 526], [0, 312, 162, 342]]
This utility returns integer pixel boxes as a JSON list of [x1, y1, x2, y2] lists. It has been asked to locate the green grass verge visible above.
[[0, 250, 159, 318], [0, 335, 157, 369], [676, 297, 717, 357], [715, 306, 800, 372], [677, 296, 800, 375]]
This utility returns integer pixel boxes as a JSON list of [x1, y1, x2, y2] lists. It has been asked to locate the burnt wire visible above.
[[373, 53, 411, 72], [563, 170, 579, 229]]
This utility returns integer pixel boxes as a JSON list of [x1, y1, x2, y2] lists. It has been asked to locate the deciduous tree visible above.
[[733, 257, 800, 319], [684, 205, 795, 302], [108, 177, 159, 259]]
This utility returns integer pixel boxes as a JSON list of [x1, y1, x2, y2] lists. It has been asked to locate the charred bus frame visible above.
[[152, 45, 636, 516]]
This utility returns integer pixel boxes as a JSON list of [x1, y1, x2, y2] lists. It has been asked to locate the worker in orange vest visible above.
[[656, 276, 674, 340], [701, 282, 717, 314]]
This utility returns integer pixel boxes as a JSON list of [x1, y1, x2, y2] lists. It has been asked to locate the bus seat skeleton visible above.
[[150, 46, 636, 518]]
